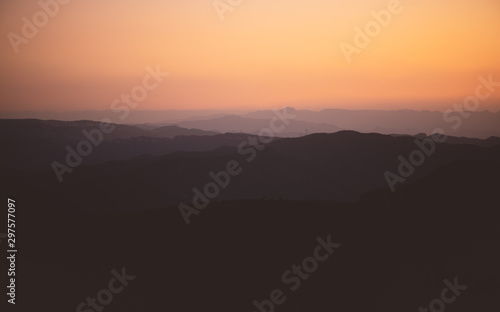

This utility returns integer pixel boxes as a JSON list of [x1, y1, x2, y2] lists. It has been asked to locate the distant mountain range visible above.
[[176, 114, 341, 137], [176, 107, 497, 138], [3, 107, 499, 138], [0, 119, 217, 141]]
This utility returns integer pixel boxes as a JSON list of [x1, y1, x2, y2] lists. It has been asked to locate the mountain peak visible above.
[[281, 106, 296, 112]]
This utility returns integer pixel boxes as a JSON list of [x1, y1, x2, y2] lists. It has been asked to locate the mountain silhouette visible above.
[[4, 160, 499, 312], [1, 118, 499, 311]]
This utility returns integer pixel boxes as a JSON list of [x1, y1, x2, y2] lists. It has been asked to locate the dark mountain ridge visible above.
[[3, 130, 499, 209], [5, 160, 499, 312]]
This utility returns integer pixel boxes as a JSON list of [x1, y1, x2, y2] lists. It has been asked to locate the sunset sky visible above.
[[1, 0, 500, 113]]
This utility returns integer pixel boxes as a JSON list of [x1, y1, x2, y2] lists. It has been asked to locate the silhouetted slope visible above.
[[3, 131, 500, 210], [5, 161, 499, 311]]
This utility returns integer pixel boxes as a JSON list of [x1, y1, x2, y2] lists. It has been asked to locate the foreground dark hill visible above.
[[4, 131, 499, 210], [4, 160, 499, 311]]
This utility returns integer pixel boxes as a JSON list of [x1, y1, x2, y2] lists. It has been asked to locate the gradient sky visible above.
[[1, 0, 500, 113]]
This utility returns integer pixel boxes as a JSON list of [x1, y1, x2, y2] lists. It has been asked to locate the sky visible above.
[[1, 0, 500, 113]]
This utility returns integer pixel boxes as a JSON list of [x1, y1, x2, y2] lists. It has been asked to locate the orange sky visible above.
[[1, 0, 500, 113]]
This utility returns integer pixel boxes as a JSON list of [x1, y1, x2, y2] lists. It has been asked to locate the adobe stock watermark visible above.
[[76, 267, 135, 312], [7, 0, 73, 54], [250, 235, 340, 312], [384, 74, 500, 192], [340, 0, 404, 63], [179, 107, 296, 225], [213, 0, 243, 21], [51, 65, 169, 183], [419, 277, 467, 312]]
